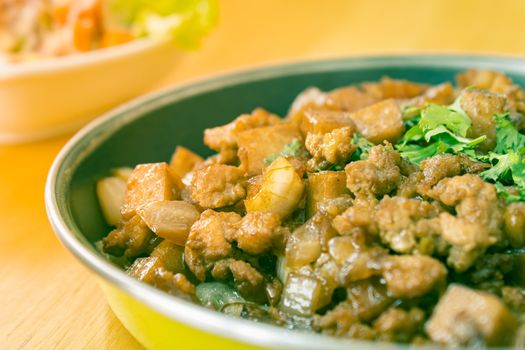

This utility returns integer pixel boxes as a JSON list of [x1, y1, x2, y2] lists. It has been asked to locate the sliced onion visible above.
[[96, 176, 127, 226], [137, 200, 200, 246], [245, 157, 304, 218]]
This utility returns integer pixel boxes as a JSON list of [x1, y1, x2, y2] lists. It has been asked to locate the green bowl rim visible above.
[[45, 54, 525, 350]]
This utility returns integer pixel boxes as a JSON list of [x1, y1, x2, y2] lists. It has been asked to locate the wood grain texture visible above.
[[2, 0, 525, 348]]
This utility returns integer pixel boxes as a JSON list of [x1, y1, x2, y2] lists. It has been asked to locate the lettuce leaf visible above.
[[107, 0, 218, 48]]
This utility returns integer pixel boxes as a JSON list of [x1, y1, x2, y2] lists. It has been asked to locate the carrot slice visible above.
[[100, 31, 134, 48]]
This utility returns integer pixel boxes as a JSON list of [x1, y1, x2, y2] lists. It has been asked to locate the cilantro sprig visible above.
[[396, 100, 486, 164], [264, 139, 308, 166], [474, 113, 525, 202]]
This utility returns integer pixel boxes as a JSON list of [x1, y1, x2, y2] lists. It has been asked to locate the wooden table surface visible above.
[[3, 0, 525, 348]]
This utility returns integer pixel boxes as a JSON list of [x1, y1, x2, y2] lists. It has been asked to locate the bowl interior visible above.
[[50, 55, 525, 348]]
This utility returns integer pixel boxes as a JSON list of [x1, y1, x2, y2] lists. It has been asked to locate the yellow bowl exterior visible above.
[[99, 280, 264, 350], [0, 40, 178, 143]]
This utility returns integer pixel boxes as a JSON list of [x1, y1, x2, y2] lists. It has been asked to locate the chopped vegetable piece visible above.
[[96, 176, 127, 226], [279, 273, 323, 317], [121, 163, 177, 220], [245, 157, 304, 218], [195, 282, 245, 311], [137, 200, 200, 246]]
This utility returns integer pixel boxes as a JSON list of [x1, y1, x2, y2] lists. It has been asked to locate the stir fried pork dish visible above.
[[96, 69, 525, 347]]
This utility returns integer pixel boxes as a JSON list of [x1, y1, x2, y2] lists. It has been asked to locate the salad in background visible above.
[[0, 0, 218, 63]]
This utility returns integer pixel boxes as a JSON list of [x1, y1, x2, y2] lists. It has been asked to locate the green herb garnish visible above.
[[396, 99, 484, 164], [264, 139, 307, 166]]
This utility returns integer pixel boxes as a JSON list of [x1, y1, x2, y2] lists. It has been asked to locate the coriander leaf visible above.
[[281, 139, 304, 157], [264, 138, 307, 166], [398, 124, 424, 147], [424, 125, 486, 146], [264, 153, 279, 166], [398, 142, 442, 164], [402, 106, 422, 120], [494, 182, 525, 203], [315, 163, 344, 172], [493, 113, 525, 154], [480, 152, 520, 183], [419, 103, 472, 137], [351, 133, 374, 160], [449, 95, 467, 116], [511, 160, 525, 188]]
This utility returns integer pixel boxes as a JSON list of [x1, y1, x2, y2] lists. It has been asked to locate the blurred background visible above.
[[2, 0, 525, 348]]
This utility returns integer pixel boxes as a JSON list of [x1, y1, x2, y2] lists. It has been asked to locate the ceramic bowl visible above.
[[0, 38, 178, 144], [45, 55, 525, 350]]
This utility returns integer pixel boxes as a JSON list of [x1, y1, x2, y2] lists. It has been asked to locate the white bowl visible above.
[[0, 38, 179, 144]]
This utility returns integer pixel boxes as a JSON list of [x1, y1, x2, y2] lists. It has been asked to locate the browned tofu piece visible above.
[[362, 77, 429, 99], [382, 255, 447, 298], [412, 82, 455, 106], [204, 108, 281, 152], [307, 171, 349, 217], [287, 87, 327, 120], [121, 163, 177, 220], [349, 99, 404, 143], [325, 86, 377, 112], [237, 122, 302, 176], [457, 69, 514, 94], [460, 88, 506, 151], [169, 146, 204, 187], [300, 109, 356, 135], [426, 285, 517, 346]]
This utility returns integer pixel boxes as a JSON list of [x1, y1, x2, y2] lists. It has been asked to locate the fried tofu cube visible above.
[[121, 163, 177, 220], [412, 82, 455, 106], [426, 285, 517, 346], [204, 108, 281, 152], [306, 171, 349, 217], [300, 109, 356, 135], [169, 146, 204, 180], [237, 123, 302, 176], [169, 146, 204, 190], [325, 86, 377, 112], [362, 77, 429, 99], [460, 88, 506, 151], [349, 99, 404, 143]]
